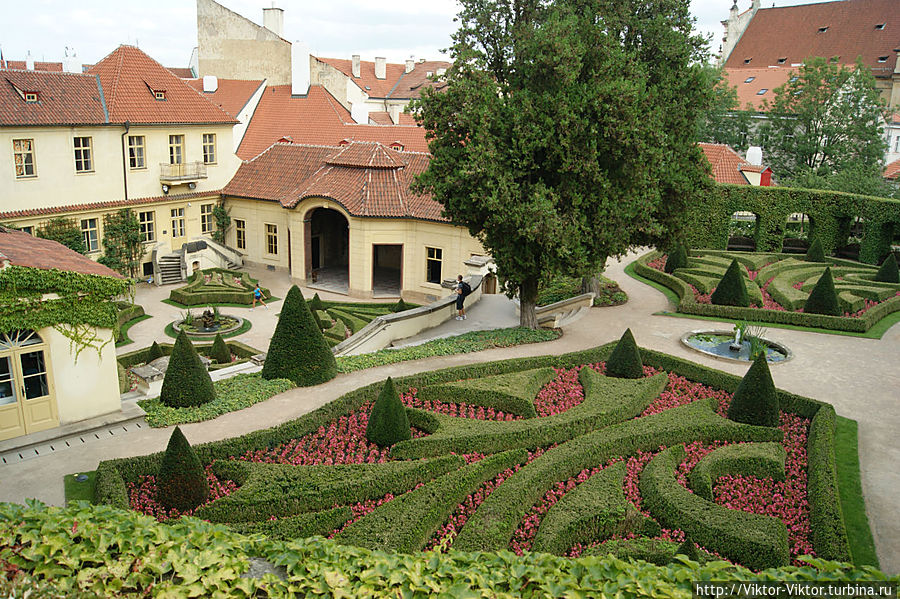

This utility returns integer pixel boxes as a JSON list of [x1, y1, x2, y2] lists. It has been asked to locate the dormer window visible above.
[[338, 139, 350, 147], [878, 56, 889, 63], [777, 57, 786, 64], [743, 58, 752, 65], [744, 76, 756, 83], [24, 92, 38, 103], [818, 26, 829, 33], [390, 142, 404, 151], [154, 90, 166, 101], [875, 23, 885, 30], [756, 88, 768, 95]]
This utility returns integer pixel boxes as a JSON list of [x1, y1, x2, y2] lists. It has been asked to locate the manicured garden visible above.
[[634, 249, 900, 334], [87, 334, 875, 581], [167, 268, 274, 307]]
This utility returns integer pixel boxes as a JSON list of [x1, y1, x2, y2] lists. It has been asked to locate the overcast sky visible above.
[[1, 0, 827, 69]]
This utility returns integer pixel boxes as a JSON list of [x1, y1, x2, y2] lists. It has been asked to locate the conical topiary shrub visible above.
[[262, 285, 337, 386], [157, 426, 209, 511], [210, 333, 231, 364], [675, 536, 701, 562], [605, 328, 643, 379], [727, 353, 779, 427], [803, 267, 841, 316], [147, 340, 164, 362], [664, 244, 688, 274], [392, 298, 409, 313], [710, 259, 750, 307], [160, 330, 215, 408], [875, 253, 899, 283], [308, 293, 325, 312], [805, 238, 826, 262], [365, 377, 412, 448]]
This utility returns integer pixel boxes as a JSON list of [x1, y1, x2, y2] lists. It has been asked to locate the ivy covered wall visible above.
[[684, 185, 900, 264]]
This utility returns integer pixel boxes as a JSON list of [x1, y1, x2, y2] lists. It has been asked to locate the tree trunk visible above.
[[519, 278, 539, 329]]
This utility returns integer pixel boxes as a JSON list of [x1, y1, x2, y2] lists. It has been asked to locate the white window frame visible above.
[[202, 133, 217, 165], [168, 135, 184, 165], [235, 219, 246, 250], [200, 204, 214, 234], [138, 211, 155, 243], [265, 223, 278, 256], [128, 135, 146, 169], [12, 139, 36, 178], [81, 218, 99, 252], [73, 136, 93, 173], [171, 208, 185, 238], [425, 246, 443, 284]]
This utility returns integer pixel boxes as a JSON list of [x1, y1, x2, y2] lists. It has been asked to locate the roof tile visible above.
[[0, 227, 122, 278], [0, 70, 107, 126], [185, 78, 264, 119]]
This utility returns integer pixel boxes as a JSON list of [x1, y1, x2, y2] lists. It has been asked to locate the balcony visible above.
[[159, 161, 208, 184]]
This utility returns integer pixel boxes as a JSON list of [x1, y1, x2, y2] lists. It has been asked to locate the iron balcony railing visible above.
[[159, 161, 208, 182]]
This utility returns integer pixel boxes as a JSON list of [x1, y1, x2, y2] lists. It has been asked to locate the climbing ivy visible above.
[[97, 209, 143, 278], [684, 185, 900, 264], [212, 202, 230, 245], [0, 266, 132, 357]]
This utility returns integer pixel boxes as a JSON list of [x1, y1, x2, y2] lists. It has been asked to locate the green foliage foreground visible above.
[[0, 501, 893, 598]]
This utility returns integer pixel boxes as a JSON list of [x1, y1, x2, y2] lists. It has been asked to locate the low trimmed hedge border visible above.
[[169, 268, 272, 306], [633, 250, 900, 333], [94, 342, 852, 566], [416, 367, 556, 418], [688, 442, 786, 501]]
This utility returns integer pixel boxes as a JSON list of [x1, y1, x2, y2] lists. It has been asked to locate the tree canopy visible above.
[[762, 58, 887, 189], [412, 0, 713, 327]]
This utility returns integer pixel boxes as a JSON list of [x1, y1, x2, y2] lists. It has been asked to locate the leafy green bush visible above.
[[210, 333, 231, 364], [605, 328, 643, 379], [875, 253, 899, 283], [804, 267, 841, 316], [417, 367, 556, 418], [366, 377, 412, 448], [806, 238, 826, 262], [689, 442, 786, 500], [335, 450, 526, 552], [664, 244, 688, 273], [532, 461, 659, 555], [262, 285, 337, 386], [727, 354, 780, 428], [2, 501, 888, 599], [159, 330, 215, 408], [640, 445, 790, 570], [139, 373, 294, 427], [710, 259, 750, 307], [157, 427, 209, 511], [196, 456, 464, 523]]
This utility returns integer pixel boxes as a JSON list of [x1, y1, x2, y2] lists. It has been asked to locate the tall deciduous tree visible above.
[[763, 58, 887, 184], [98, 208, 143, 278], [412, 0, 713, 327]]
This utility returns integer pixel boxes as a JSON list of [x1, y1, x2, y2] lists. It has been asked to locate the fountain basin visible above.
[[172, 315, 244, 337], [680, 330, 792, 364]]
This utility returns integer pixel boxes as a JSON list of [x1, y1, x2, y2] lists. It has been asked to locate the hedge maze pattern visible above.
[[169, 268, 271, 306], [639, 250, 900, 332], [316, 301, 413, 347], [95, 343, 853, 572]]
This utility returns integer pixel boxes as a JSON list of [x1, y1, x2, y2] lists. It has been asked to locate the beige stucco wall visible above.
[[197, 0, 292, 86], [309, 58, 370, 122], [41, 326, 120, 425], [1, 123, 239, 215], [225, 196, 486, 301]]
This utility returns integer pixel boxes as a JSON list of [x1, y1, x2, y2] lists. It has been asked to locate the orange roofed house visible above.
[[0, 227, 127, 442]]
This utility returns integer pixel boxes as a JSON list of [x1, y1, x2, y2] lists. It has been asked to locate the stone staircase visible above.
[[158, 253, 183, 285]]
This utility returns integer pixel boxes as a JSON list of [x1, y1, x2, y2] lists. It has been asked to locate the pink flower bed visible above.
[[128, 466, 238, 521]]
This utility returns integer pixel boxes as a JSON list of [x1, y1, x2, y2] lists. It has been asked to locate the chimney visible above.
[[405, 58, 414, 73], [25, 51, 34, 70], [263, 3, 284, 37], [202, 75, 218, 93], [63, 47, 80, 73], [352, 54, 361, 78], [751, 0, 761, 12], [291, 41, 310, 95], [375, 56, 386, 80], [746, 146, 763, 166]]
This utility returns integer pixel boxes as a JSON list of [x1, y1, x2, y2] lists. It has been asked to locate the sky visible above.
[[0, 0, 829, 69]]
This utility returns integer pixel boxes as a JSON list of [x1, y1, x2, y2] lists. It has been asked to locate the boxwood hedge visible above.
[[688, 442, 786, 501]]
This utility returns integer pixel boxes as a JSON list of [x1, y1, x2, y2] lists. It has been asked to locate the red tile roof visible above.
[[368, 111, 418, 125], [0, 70, 107, 126], [724, 0, 900, 75], [0, 189, 223, 221], [0, 227, 121, 278], [885, 158, 900, 180], [0, 60, 64, 72], [225, 142, 443, 221], [699, 143, 756, 185], [185, 78, 264, 119], [169, 67, 195, 79], [87, 45, 237, 125], [236, 84, 429, 160], [389, 61, 450, 99], [723, 67, 797, 111], [315, 57, 450, 99]]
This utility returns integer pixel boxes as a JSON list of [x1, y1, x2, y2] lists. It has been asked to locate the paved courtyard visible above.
[[0, 252, 897, 572]]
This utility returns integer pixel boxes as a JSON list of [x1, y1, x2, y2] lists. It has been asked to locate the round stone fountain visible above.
[[680, 329, 792, 364]]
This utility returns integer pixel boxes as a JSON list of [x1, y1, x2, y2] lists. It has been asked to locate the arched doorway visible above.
[[727, 211, 758, 251], [783, 213, 814, 254], [307, 208, 350, 295], [0, 329, 57, 441]]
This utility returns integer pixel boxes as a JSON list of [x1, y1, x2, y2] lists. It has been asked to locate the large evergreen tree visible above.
[[412, 0, 713, 327]]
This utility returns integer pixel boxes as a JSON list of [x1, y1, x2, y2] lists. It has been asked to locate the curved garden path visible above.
[[0, 251, 897, 572]]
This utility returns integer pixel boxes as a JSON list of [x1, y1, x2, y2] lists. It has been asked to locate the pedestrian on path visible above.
[[455, 275, 471, 320], [252, 283, 268, 310]]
